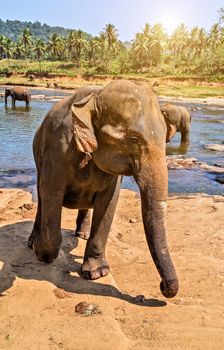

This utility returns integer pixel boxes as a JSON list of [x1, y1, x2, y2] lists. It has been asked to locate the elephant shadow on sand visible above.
[[0, 220, 166, 308]]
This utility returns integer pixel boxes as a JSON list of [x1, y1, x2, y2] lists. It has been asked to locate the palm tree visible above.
[[21, 27, 32, 57], [33, 38, 45, 71], [188, 27, 200, 59], [132, 32, 149, 70], [98, 32, 107, 55], [3, 37, 14, 63], [0, 35, 5, 59], [102, 23, 119, 50], [197, 28, 207, 56], [142, 23, 152, 38], [218, 7, 224, 24], [88, 36, 102, 65], [168, 23, 189, 71], [131, 23, 166, 70], [208, 23, 222, 49], [47, 33, 64, 60], [72, 30, 88, 66], [65, 30, 88, 64], [207, 23, 222, 71], [14, 41, 26, 59], [150, 23, 167, 66], [66, 31, 76, 60], [93, 33, 109, 71]]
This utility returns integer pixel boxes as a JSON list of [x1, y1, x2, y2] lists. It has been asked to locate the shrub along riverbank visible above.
[[0, 59, 224, 99]]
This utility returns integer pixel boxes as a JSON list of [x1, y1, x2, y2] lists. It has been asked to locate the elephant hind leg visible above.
[[75, 209, 92, 240]]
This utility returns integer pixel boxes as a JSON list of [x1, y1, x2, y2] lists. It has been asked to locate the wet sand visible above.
[[0, 188, 224, 350]]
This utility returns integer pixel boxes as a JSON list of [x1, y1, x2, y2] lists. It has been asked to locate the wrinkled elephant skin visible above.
[[28, 81, 179, 298]]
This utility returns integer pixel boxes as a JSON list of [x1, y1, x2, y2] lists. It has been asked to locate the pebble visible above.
[[75, 301, 102, 317], [19, 203, 33, 211], [129, 218, 137, 223], [116, 232, 123, 241]]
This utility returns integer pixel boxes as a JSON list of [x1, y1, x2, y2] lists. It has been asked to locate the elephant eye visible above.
[[129, 136, 139, 144]]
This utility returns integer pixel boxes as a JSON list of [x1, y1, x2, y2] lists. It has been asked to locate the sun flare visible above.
[[162, 14, 180, 34]]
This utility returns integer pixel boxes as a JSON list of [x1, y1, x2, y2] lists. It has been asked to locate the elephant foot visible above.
[[33, 236, 61, 264], [27, 229, 39, 249], [81, 257, 110, 280], [75, 229, 90, 240]]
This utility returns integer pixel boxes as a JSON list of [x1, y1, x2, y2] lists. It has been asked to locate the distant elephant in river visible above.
[[28, 81, 179, 299], [5, 87, 31, 107], [161, 104, 191, 144]]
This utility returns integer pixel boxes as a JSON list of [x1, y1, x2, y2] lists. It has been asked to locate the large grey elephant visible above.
[[5, 87, 31, 107], [28, 81, 178, 298], [161, 103, 191, 144]]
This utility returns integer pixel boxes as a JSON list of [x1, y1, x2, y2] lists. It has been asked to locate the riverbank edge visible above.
[[1, 82, 224, 106]]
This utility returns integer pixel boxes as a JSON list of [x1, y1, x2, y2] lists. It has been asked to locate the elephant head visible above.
[[161, 107, 177, 142], [72, 80, 179, 298], [4, 88, 11, 105]]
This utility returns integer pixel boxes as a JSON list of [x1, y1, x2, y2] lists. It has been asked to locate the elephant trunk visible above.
[[134, 147, 178, 298], [5, 95, 8, 106]]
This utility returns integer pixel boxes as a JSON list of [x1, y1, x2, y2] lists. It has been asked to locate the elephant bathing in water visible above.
[[5, 87, 31, 107], [161, 103, 191, 144], [28, 80, 178, 298]]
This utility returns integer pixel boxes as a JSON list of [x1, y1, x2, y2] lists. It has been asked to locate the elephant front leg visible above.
[[33, 179, 65, 263], [75, 209, 92, 240], [28, 181, 41, 248], [82, 177, 120, 280], [11, 96, 16, 107], [28, 201, 41, 248], [181, 133, 190, 144], [181, 124, 190, 144]]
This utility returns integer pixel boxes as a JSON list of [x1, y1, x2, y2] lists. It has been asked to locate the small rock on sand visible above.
[[75, 301, 102, 317], [129, 218, 137, 223]]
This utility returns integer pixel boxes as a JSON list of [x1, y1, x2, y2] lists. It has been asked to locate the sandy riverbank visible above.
[[1, 82, 224, 106], [0, 188, 224, 350], [159, 95, 224, 107]]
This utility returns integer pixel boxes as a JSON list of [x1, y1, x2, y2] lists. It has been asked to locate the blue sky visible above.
[[1, 0, 223, 40]]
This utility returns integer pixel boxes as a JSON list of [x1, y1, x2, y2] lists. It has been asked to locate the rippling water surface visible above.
[[0, 87, 223, 196]]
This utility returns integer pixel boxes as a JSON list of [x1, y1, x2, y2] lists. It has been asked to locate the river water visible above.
[[0, 87, 223, 197]]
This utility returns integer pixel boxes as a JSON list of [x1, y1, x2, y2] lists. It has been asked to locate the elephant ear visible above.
[[161, 108, 177, 143], [72, 93, 98, 168]]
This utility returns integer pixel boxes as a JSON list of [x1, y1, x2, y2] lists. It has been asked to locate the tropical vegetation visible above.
[[0, 8, 224, 79]]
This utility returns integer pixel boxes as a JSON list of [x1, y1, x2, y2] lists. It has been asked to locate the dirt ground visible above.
[[0, 188, 224, 350]]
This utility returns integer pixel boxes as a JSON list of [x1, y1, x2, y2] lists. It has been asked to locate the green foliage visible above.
[[0, 19, 82, 41], [0, 10, 224, 78]]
